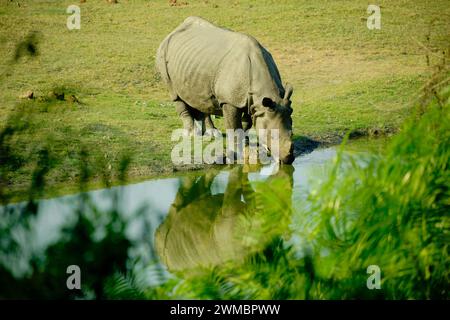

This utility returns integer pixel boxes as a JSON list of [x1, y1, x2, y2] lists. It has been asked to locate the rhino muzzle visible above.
[[278, 140, 294, 164], [281, 144, 295, 164]]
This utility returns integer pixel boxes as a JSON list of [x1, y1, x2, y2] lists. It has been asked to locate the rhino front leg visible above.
[[223, 104, 244, 162], [223, 104, 243, 130], [175, 100, 198, 136]]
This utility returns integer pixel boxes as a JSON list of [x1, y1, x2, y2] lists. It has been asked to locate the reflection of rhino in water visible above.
[[155, 166, 294, 272]]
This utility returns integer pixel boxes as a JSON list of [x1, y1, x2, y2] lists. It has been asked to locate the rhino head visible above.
[[250, 83, 295, 164]]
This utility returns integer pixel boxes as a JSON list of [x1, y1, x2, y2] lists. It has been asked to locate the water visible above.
[[0, 138, 387, 299]]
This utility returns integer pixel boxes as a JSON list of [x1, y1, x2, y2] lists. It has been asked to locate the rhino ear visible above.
[[262, 97, 275, 109], [285, 100, 292, 109], [284, 83, 293, 101]]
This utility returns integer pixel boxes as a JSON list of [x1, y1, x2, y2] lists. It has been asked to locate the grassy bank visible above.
[[0, 0, 449, 195]]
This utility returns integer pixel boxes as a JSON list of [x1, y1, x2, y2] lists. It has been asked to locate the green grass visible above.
[[0, 0, 449, 195]]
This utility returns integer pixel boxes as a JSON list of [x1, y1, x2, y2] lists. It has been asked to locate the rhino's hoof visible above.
[[182, 129, 193, 137], [181, 127, 203, 137], [214, 155, 226, 164], [204, 128, 222, 138], [194, 128, 203, 137]]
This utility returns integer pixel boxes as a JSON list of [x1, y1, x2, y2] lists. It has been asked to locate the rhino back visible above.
[[157, 17, 284, 111]]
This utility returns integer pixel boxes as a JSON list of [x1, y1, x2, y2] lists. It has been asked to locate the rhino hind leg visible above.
[[204, 115, 222, 138], [175, 99, 221, 137], [175, 100, 199, 136], [187, 106, 221, 138]]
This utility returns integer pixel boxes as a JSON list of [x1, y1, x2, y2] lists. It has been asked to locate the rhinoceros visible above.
[[155, 166, 294, 271], [156, 16, 295, 164]]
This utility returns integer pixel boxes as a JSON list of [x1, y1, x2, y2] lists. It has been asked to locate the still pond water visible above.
[[0, 138, 388, 299]]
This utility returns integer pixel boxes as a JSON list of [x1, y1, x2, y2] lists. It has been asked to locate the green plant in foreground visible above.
[[300, 85, 449, 299], [161, 85, 449, 300]]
